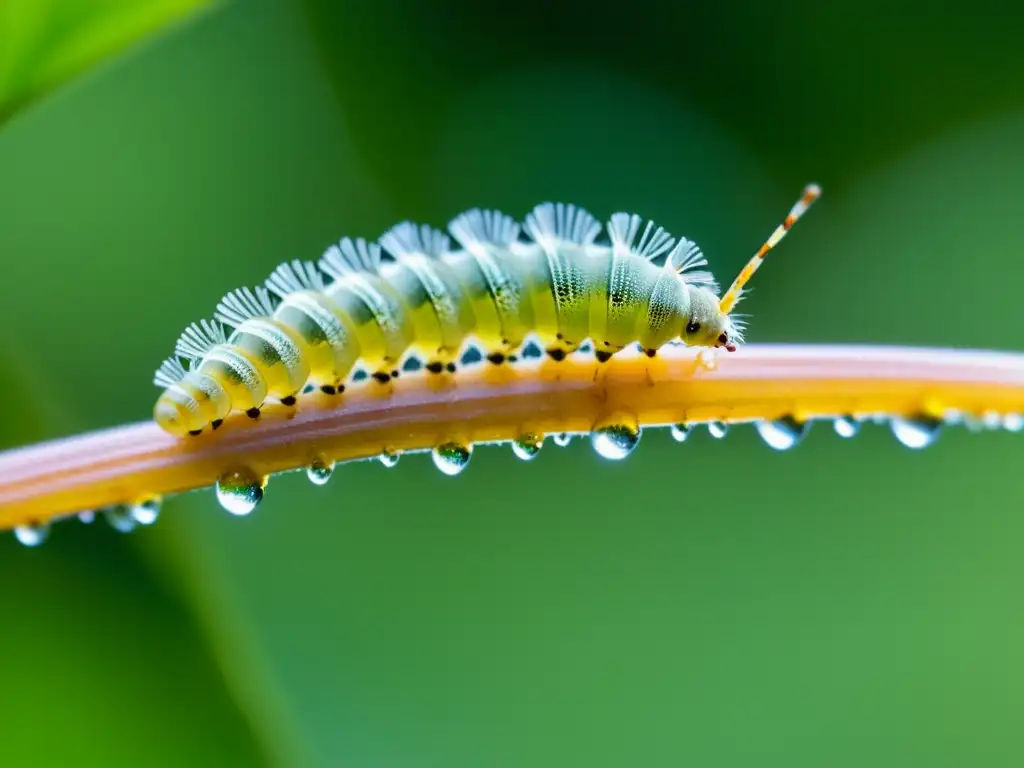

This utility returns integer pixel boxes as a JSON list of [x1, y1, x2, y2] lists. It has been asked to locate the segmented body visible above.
[[153, 202, 742, 436]]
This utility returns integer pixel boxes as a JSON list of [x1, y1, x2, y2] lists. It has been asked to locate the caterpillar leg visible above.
[[594, 340, 626, 364], [424, 344, 461, 375]]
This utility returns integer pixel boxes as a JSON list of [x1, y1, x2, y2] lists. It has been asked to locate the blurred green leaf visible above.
[[3, 0, 1024, 765], [0, 524, 270, 767], [0, 0, 390, 763], [0, 0, 215, 123]]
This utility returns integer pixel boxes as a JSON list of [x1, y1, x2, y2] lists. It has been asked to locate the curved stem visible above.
[[3, 344, 1024, 530]]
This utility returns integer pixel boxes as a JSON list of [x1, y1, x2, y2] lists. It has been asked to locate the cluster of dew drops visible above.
[[13, 407, 1022, 548]]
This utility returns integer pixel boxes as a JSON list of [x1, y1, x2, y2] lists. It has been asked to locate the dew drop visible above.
[[963, 414, 987, 433], [104, 505, 138, 533], [982, 411, 1003, 430], [78, 510, 95, 524], [14, 523, 48, 547], [432, 442, 472, 476], [378, 450, 400, 468], [216, 468, 267, 516], [306, 458, 335, 486], [591, 424, 641, 460], [130, 497, 162, 526], [756, 416, 810, 451], [511, 433, 543, 461], [669, 423, 691, 442], [553, 433, 572, 447], [890, 414, 943, 449], [1004, 413, 1024, 433], [942, 408, 965, 426], [708, 421, 729, 439], [697, 348, 718, 371], [833, 415, 860, 438]]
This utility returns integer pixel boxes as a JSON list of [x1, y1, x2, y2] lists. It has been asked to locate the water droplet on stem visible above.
[[591, 422, 641, 460], [890, 414, 942, 449], [14, 524, 48, 547], [708, 421, 729, 439], [105, 505, 138, 533], [833, 415, 860, 438], [130, 497, 162, 525], [306, 458, 335, 486], [216, 468, 267, 515], [432, 443, 472, 475], [378, 450, 400, 468], [669, 423, 690, 442], [511, 433, 543, 461], [697, 348, 718, 371], [756, 416, 809, 451]]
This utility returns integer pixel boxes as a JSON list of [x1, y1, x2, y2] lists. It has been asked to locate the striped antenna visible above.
[[718, 183, 821, 314]]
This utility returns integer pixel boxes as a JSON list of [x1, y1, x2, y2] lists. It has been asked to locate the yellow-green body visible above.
[[154, 203, 734, 436]]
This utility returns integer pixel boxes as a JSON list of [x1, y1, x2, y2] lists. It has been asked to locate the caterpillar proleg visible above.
[[152, 187, 821, 436]]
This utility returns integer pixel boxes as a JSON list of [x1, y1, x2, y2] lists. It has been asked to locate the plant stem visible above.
[[2, 344, 1023, 530]]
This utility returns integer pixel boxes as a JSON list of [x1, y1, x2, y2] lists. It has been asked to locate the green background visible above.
[[2, 1, 1023, 765]]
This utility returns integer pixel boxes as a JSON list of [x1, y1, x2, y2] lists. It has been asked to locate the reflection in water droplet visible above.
[[941, 409, 964, 425], [669, 423, 690, 442], [511, 433, 543, 461], [432, 443, 472, 476], [1004, 413, 1024, 433], [379, 450, 400, 468], [833, 415, 860, 438], [553, 433, 572, 447], [104, 505, 138, 533], [982, 411, 1003, 430], [756, 416, 810, 451], [707, 421, 729, 439], [306, 458, 335, 486], [130, 497, 162, 526], [216, 468, 267, 515], [14, 524, 48, 547], [78, 510, 95, 524], [591, 424, 641, 460], [891, 414, 943, 449], [963, 414, 986, 433]]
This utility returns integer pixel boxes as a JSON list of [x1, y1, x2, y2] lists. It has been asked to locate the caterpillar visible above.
[[152, 185, 821, 437]]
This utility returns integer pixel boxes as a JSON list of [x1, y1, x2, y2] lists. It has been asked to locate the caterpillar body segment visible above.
[[265, 263, 363, 391], [447, 208, 535, 354], [521, 203, 603, 356], [153, 187, 820, 436], [378, 222, 474, 366], [319, 238, 418, 378]]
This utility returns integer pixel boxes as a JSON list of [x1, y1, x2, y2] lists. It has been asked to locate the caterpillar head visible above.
[[680, 287, 740, 352]]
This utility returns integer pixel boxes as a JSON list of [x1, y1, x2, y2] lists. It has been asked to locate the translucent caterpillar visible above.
[[152, 185, 821, 436]]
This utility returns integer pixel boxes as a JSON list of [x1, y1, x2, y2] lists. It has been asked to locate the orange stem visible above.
[[2, 344, 1023, 531]]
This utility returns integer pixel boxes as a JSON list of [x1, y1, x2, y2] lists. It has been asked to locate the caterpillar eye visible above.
[[718, 333, 728, 344], [685, 321, 701, 334]]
